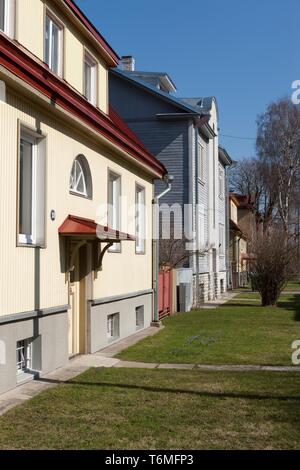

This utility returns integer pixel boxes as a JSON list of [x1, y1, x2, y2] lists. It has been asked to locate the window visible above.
[[16, 339, 32, 374], [108, 171, 121, 252], [45, 13, 63, 76], [135, 185, 145, 253], [84, 51, 98, 106], [219, 224, 225, 255], [69, 155, 92, 198], [197, 204, 205, 250], [0, 0, 15, 37], [198, 142, 205, 182], [136, 306, 144, 330], [219, 166, 224, 198], [107, 313, 120, 341], [18, 128, 46, 246]]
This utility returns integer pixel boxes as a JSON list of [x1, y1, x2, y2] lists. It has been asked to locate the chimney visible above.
[[120, 56, 135, 72]]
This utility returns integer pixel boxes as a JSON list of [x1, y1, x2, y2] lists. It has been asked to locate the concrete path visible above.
[[200, 291, 237, 309], [113, 361, 300, 372]]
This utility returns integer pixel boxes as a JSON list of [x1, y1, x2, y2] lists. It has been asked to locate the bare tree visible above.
[[229, 157, 277, 232], [251, 229, 296, 306], [160, 238, 210, 269], [256, 98, 300, 234]]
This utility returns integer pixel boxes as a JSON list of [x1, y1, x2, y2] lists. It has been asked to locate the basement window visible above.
[[135, 306, 144, 330], [16, 339, 32, 375], [107, 313, 120, 341]]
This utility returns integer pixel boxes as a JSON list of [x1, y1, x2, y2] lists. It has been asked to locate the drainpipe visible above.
[[152, 174, 174, 324]]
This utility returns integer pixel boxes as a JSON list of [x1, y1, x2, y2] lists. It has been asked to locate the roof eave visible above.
[[219, 146, 233, 166]]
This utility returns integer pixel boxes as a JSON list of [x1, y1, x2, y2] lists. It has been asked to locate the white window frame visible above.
[[84, 50, 98, 106], [45, 11, 63, 76], [19, 133, 37, 246], [0, 0, 15, 38], [18, 126, 46, 247], [135, 184, 145, 254], [107, 313, 120, 340], [108, 171, 121, 253], [69, 158, 88, 197], [16, 339, 32, 374], [198, 142, 205, 183]]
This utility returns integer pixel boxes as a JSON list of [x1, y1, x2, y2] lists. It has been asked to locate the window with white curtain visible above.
[[135, 185, 145, 254], [0, 0, 15, 37], [108, 171, 121, 252], [84, 51, 98, 106], [18, 128, 46, 246], [45, 13, 63, 76]]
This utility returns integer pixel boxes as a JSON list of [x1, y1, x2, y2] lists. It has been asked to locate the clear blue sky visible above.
[[77, 0, 298, 161]]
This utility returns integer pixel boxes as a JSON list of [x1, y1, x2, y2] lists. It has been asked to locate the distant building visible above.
[[229, 193, 256, 288], [110, 59, 232, 304]]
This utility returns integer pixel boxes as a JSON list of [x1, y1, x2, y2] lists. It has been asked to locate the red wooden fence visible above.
[[158, 269, 173, 320]]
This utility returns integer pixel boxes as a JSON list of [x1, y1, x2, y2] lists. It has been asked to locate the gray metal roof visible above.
[[179, 97, 218, 118], [111, 68, 211, 117], [127, 71, 177, 91]]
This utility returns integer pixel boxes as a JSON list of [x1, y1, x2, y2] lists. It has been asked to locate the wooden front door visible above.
[[68, 244, 89, 357]]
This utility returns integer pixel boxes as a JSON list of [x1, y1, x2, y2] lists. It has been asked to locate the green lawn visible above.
[[285, 280, 300, 291], [117, 295, 300, 365], [0, 368, 299, 450]]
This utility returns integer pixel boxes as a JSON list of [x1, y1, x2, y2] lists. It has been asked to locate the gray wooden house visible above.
[[109, 58, 232, 304]]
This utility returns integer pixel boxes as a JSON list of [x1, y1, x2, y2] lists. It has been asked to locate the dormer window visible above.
[[45, 12, 63, 76], [69, 155, 92, 198], [84, 51, 98, 106], [0, 0, 15, 37]]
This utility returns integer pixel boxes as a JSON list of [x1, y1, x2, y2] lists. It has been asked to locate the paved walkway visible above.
[[200, 291, 237, 309], [113, 361, 300, 372]]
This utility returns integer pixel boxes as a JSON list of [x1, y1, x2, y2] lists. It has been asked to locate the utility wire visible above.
[[219, 133, 256, 141]]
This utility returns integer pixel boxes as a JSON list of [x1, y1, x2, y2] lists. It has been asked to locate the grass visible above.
[[285, 280, 300, 291], [117, 295, 300, 365], [0, 367, 299, 450]]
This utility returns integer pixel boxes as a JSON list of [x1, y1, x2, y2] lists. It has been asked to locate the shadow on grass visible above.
[[37, 377, 300, 402], [277, 294, 300, 322], [220, 302, 262, 309], [222, 295, 300, 321]]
